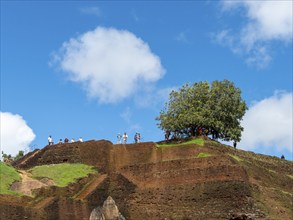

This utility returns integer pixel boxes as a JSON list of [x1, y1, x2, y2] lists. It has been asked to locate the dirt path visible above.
[[11, 170, 53, 196]]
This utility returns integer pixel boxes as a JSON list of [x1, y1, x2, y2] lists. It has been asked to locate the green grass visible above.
[[196, 152, 212, 158], [0, 162, 21, 195], [157, 138, 204, 148], [29, 163, 97, 187], [287, 174, 293, 179], [228, 154, 243, 162]]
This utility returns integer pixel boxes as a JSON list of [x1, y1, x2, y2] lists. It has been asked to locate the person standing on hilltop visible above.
[[165, 130, 170, 141], [233, 141, 237, 150], [123, 132, 128, 144], [134, 132, 138, 143], [137, 133, 141, 143], [48, 135, 53, 145], [117, 133, 122, 144], [79, 137, 83, 142]]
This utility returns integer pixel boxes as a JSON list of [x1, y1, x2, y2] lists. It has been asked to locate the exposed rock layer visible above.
[[1, 140, 292, 219]]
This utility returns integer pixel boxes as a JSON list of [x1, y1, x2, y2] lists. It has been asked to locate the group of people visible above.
[[117, 132, 141, 144], [48, 135, 83, 145]]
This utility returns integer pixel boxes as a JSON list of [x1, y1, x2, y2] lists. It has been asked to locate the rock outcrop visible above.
[[1, 139, 292, 220], [90, 196, 125, 220]]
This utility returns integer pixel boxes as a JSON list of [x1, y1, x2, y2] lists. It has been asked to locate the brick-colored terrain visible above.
[[1, 139, 292, 220]]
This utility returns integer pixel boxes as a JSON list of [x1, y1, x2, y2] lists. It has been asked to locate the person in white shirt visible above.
[[137, 133, 141, 143], [79, 137, 83, 142], [123, 132, 128, 144], [117, 133, 122, 144], [71, 138, 75, 143], [48, 135, 53, 145]]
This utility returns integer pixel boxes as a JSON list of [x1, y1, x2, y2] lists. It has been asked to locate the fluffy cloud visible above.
[[239, 92, 292, 153], [222, 1, 292, 44], [215, 0, 292, 68], [52, 26, 165, 103], [0, 112, 36, 157]]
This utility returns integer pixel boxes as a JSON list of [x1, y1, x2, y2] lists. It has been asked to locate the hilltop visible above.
[[0, 138, 292, 220]]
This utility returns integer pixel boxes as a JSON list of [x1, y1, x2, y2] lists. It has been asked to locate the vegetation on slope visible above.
[[287, 174, 293, 179], [29, 163, 96, 187], [197, 152, 212, 158], [228, 154, 243, 162], [0, 162, 21, 195], [157, 137, 204, 148]]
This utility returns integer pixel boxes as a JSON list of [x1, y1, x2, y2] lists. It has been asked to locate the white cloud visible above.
[[215, 0, 293, 68], [239, 91, 293, 153], [0, 112, 36, 158], [52, 26, 165, 103], [245, 46, 272, 69]]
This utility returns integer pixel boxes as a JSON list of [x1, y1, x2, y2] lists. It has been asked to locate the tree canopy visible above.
[[156, 80, 248, 142]]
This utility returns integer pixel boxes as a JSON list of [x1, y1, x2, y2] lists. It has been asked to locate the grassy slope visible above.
[[197, 152, 212, 158], [157, 138, 292, 219], [0, 162, 21, 195], [29, 163, 97, 187], [156, 137, 204, 148], [204, 140, 293, 219]]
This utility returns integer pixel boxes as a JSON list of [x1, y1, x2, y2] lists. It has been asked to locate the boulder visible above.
[[90, 196, 125, 220]]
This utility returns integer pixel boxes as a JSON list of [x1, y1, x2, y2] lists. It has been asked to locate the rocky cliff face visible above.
[[1, 139, 292, 220]]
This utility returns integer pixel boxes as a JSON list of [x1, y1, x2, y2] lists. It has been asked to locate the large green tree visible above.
[[156, 80, 247, 142]]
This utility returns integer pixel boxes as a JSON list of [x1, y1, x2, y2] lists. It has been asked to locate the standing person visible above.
[[71, 138, 75, 143], [123, 132, 128, 144], [64, 137, 69, 143], [137, 133, 141, 143], [79, 137, 83, 142], [48, 135, 53, 145], [117, 133, 122, 144], [233, 141, 237, 150], [134, 132, 138, 143], [165, 130, 170, 141]]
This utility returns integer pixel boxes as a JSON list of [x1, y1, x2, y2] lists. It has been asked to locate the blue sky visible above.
[[1, 1, 292, 160]]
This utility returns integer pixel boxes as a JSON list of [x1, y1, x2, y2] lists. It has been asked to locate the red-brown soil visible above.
[[1, 139, 292, 220]]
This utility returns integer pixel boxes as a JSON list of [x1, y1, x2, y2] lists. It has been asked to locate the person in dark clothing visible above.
[[233, 141, 237, 150], [134, 133, 138, 143]]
